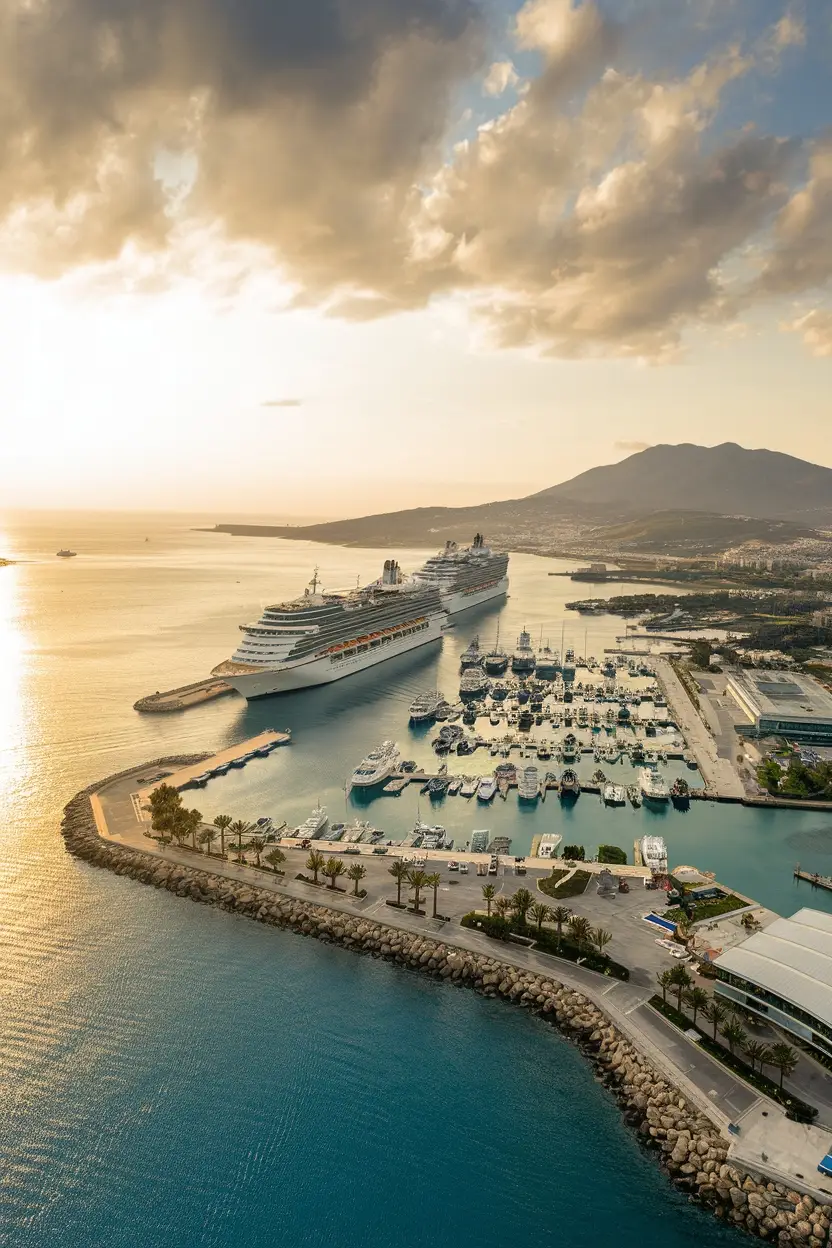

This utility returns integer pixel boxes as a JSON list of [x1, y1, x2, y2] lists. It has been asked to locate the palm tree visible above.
[[248, 836, 267, 868], [213, 814, 233, 858], [481, 883, 496, 916], [388, 860, 409, 906], [425, 872, 442, 918], [323, 858, 346, 890], [669, 965, 693, 1014], [684, 986, 709, 1028], [744, 1040, 769, 1074], [657, 969, 674, 1005], [198, 826, 216, 855], [265, 847, 285, 873], [758, 1046, 775, 1079], [407, 869, 430, 913], [229, 819, 250, 862], [769, 1042, 798, 1090], [511, 888, 534, 925], [306, 849, 325, 884], [721, 1017, 748, 1056], [528, 901, 551, 932], [592, 927, 612, 958], [188, 810, 203, 851], [703, 997, 728, 1042], [493, 896, 511, 919], [347, 862, 367, 896], [567, 915, 592, 951], [551, 905, 572, 948]]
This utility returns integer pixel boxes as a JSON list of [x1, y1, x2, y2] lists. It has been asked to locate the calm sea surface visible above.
[[0, 509, 816, 1247]]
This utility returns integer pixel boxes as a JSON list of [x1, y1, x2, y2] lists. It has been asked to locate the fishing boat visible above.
[[640, 765, 669, 803], [408, 690, 446, 723], [460, 776, 479, 798], [483, 625, 510, 675], [460, 637, 482, 670]]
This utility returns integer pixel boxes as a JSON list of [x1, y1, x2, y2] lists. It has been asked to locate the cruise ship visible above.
[[411, 534, 509, 615], [213, 561, 448, 698]]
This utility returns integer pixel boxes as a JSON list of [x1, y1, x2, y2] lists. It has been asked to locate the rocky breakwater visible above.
[[62, 765, 832, 1245]]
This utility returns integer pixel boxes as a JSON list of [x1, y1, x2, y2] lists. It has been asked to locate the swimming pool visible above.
[[643, 912, 677, 933]]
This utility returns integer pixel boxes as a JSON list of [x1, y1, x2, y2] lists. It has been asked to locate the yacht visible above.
[[460, 668, 489, 698], [477, 776, 497, 802], [537, 833, 563, 859], [483, 624, 510, 675], [517, 765, 540, 802], [296, 805, 329, 838], [512, 630, 536, 673], [460, 637, 482, 669], [603, 783, 626, 806], [559, 768, 580, 796], [640, 765, 669, 802], [460, 777, 479, 798], [350, 741, 401, 789], [535, 645, 560, 678], [410, 533, 509, 615], [408, 690, 446, 723], [640, 835, 668, 876], [213, 561, 448, 698], [56, 549, 77, 558]]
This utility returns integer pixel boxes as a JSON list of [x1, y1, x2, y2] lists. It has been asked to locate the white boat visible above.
[[296, 804, 329, 838], [470, 829, 489, 853], [640, 835, 668, 875], [640, 765, 669, 802], [460, 668, 489, 697], [460, 776, 479, 798], [517, 764, 540, 801], [213, 561, 448, 699], [536, 833, 563, 859], [477, 776, 497, 802], [351, 741, 401, 789], [410, 534, 509, 615], [408, 690, 446, 723]]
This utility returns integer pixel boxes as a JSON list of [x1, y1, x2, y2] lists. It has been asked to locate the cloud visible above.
[[261, 398, 303, 408], [785, 309, 832, 357], [614, 441, 651, 453], [0, 0, 825, 362], [483, 60, 518, 96]]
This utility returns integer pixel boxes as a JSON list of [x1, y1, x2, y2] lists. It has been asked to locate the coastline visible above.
[[62, 759, 832, 1244]]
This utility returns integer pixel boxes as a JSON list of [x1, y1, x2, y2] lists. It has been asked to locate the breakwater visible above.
[[62, 763, 832, 1245], [134, 679, 235, 712]]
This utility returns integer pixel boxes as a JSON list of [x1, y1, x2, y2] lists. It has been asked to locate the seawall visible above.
[[61, 763, 832, 1246]]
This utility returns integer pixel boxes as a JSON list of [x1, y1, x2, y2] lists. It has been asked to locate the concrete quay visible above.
[[134, 678, 237, 713], [133, 729, 290, 814]]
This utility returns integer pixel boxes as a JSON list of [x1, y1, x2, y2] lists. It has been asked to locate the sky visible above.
[[1, 0, 831, 518]]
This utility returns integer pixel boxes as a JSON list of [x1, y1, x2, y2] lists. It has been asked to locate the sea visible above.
[[1, 508, 822, 1247]]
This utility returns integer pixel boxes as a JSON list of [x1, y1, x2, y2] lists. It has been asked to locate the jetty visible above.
[[795, 867, 832, 893], [134, 678, 236, 713], [134, 729, 290, 815]]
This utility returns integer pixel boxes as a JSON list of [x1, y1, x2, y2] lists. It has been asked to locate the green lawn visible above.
[[538, 869, 592, 900], [665, 894, 746, 923]]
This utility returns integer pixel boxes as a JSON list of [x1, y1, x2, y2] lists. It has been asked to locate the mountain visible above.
[[209, 443, 832, 554], [534, 442, 832, 525]]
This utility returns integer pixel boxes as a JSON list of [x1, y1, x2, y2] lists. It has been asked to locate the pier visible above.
[[794, 867, 832, 893], [134, 729, 291, 816], [134, 677, 236, 713]]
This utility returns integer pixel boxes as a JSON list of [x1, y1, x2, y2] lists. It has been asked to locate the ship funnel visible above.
[[382, 558, 402, 585]]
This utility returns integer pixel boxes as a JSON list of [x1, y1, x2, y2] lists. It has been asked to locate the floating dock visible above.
[[134, 729, 290, 816], [795, 867, 832, 893]]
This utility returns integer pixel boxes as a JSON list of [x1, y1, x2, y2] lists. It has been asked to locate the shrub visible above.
[[598, 844, 627, 865], [460, 912, 629, 981]]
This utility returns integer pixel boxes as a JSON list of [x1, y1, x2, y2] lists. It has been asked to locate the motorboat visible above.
[[477, 776, 497, 802], [640, 765, 669, 802]]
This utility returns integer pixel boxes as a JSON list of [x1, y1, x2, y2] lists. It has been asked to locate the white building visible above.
[[715, 909, 832, 1059], [726, 668, 832, 743]]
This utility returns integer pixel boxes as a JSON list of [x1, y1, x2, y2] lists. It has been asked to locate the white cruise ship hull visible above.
[[222, 616, 445, 699], [442, 576, 509, 616]]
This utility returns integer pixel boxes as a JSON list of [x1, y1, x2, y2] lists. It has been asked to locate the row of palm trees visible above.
[[480, 885, 613, 957], [388, 860, 443, 917], [304, 850, 368, 896], [155, 808, 289, 874], [656, 966, 799, 1091]]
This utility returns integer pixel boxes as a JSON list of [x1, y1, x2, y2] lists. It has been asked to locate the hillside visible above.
[[209, 443, 832, 554], [535, 443, 832, 525]]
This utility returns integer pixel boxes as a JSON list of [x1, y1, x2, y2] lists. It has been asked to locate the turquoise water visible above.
[[0, 511, 780, 1245]]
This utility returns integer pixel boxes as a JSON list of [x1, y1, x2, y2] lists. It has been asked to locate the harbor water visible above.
[[0, 509, 814, 1245]]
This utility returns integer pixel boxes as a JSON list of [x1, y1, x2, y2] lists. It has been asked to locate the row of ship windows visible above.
[[330, 621, 429, 661]]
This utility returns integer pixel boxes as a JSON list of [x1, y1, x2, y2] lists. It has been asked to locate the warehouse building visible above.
[[714, 909, 832, 1059], [726, 668, 832, 743]]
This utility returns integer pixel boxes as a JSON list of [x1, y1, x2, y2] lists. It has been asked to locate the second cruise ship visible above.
[[213, 561, 447, 698], [411, 533, 509, 615]]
